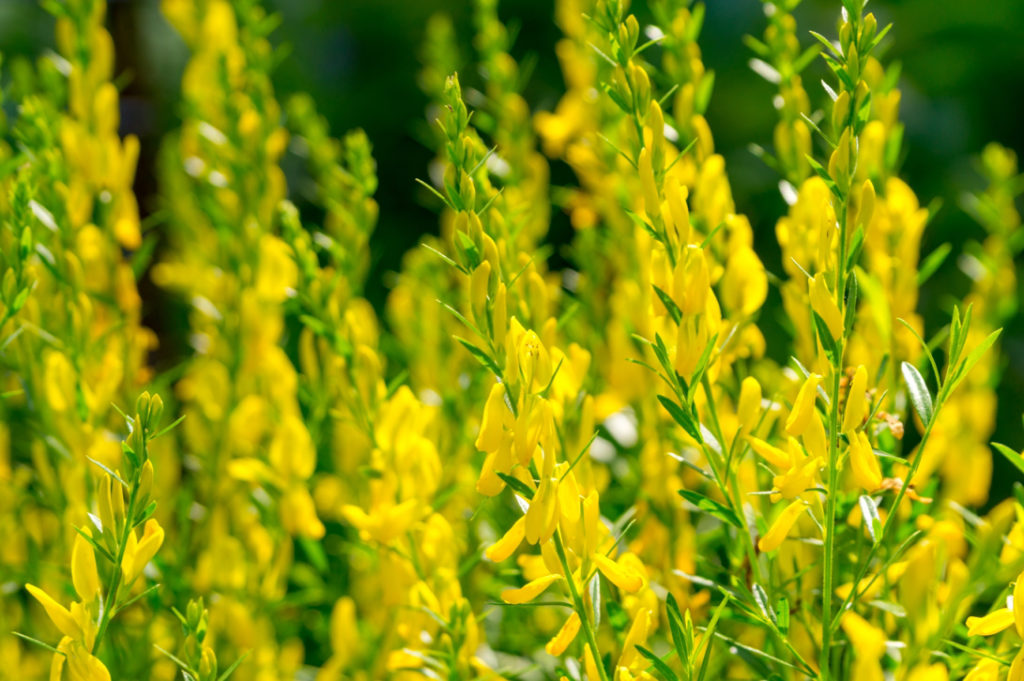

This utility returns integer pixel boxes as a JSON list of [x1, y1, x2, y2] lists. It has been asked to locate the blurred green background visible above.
[[2, 0, 1023, 502]]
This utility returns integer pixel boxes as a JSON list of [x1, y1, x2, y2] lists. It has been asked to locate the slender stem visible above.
[[818, 367, 842, 680], [820, 165, 852, 680], [94, 476, 139, 651], [553, 532, 610, 681], [701, 376, 762, 584], [829, 401, 942, 632]]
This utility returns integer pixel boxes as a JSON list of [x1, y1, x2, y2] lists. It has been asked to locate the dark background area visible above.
[[2, 0, 1023, 502]]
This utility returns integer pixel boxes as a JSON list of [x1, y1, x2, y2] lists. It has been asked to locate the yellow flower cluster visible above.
[[2, 0, 1023, 680]]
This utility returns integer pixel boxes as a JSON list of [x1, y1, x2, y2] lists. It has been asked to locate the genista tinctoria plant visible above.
[[4, 0, 1024, 680]]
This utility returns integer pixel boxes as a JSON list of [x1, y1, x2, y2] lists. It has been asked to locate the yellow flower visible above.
[[736, 376, 762, 430], [485, 516, 526, 562], [122, 518, 165, 583], [849, 431, 883, 491], [591, 553, 643, 593], [25, 585, 83, 640], [501, 573, 562, 605], [71, 530, 101, 602], [841, 612, 887, 681], [545, 612, 581, 656], [758, 499, 808, 552], [810, 273, 843, 340], [785, 373, 821, 436], [843, 364, 869, 433]]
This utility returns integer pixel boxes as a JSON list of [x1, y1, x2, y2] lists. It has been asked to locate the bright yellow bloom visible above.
[[736, 376, 762, 430], [545, 612, 581, 656], [591, 553, 643, 593], [810, 273, 843, 340], [25, 585, 83, 640], [843, 365, 869, 433], [485, 516, 526, 562], [122, 519, 165, 583], [501, 573, 562, 604], [849, 431, 883, 491], [758, 499, 808, 552], [71, 530, 101, 602], [785, 374, 821, 436]]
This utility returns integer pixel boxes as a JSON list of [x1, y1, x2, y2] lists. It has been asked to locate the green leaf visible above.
[[300, 537, 328, 573], [752, 583, 776, 626], [653, 285, 682, 325], [154, 645, 196, 676], [776, 597, 790, 635], [453, 336, 501, 377], [896, 318, 941, 394], [954, 329, 1001, 389], [695, 70, 715, 115], [497, 472, 534, 499], [696, 594, 731, 681], [636, 645, 680, 681], [845, 226, 865, 272], [793, 44, 822, 74], [805, 155, 841, 199], [901, 361, 933, 425], [843, 270, 858, 336], [677, 489, 741, 528], [859, 495, 882, 545], [992, 443, 1024, 478], [808, 31, 841, 57], [606, 599, 630, 633], [916, 243, 951, 285], [13, 631, 65, 655], [812, 312, 840, 365], [666, 593, 691, 666], [217, 651, 251, 681], [86, 456, 128, 487], [685, 2, 706, 43], [659, 395, 702, 443]]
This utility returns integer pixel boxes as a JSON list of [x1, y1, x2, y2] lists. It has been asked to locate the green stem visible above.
[[553, 532, 610, 681], [700, 376, 762, 584], [829, 399, 942, 632], [818, 367, 842, 680], [94, 476, 140, 652]]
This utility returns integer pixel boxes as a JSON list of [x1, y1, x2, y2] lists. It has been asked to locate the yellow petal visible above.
[[619, 607, 652, 669], [843, 365, 869, 433], [736, 376, 762, 429], [26, 585, 82, 640], [545, 612, 581, 656], [525, 478, 559, 545], [71, 530, 100, 602], [785, 374, 821, 436], [501, 573, 562, 605], [803, 412, 827, 461], [123, 519, 164, 582], [639, 147, 660, 220], [810, 274, 843, 340], [757, 500, 808, 552], [592, 553, 643, 593], [849, 432, 883, 491], [475, 383, 509, 453], [964, 660, 1000, 681], [665, 176, 691, 246], [485, 517, 525, 563], [1010, 647, 1024, 681], [584, 645, 601, 681], [65, 640, 111, 681], [966, 608, 1015, 637], [840, 611, 887, 660], [1016, 572, 1024, 638], [747, 436, 790, 468]]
